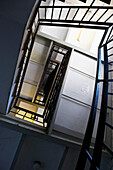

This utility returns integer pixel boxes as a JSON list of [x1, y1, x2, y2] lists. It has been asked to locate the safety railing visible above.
[[43, 49, 71, 129], [39, 5, 113, 29], [76, 26, 113, 170], [8, 0, 42, 125]]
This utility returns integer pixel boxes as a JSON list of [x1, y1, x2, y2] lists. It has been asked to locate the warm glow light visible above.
[[76, 29, 83, 41]]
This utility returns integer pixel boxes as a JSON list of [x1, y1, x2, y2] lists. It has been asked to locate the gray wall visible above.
[[54, 50, 103, 140], [0, 126, 22, 170], [13, 135, 65, 170]]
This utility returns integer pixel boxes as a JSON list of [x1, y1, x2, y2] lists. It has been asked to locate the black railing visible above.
[[76, 26, 113, 169], [39, 5, 113, 29], [43, 50, 71, 130], [8, 0, 42, 113]]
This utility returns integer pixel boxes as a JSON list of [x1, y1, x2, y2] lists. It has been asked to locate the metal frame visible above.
[[42, 47, 71, 130], [76, 24, 113, 169], [39, 5, 113, 29]]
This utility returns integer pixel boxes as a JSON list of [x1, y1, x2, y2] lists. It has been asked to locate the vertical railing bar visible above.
[[51, 0, 55, 20], [89, 8, 99, 21], [90, 45, 108, 170], [58, 7, 62, 20], [23, 112, 27, 119], [80, 7, 90, 22], [105, 13, 113, 22], [72, 8, 79, 20], [38, 8, 40, 20], [65, 8, 71, 20], [96, 9, 108, 22], [80, 0, 95, 23], [45, 8, 46, 19], [106, 26, 113, 42]]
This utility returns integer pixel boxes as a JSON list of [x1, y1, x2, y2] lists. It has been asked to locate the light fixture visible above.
[[34, 161, 41, 170]]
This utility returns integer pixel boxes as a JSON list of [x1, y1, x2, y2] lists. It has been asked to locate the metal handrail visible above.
[[39, 5, 113, 27], [90, 34, 113, 169], [75, 28, 109, 170], [76, 24, 113, 169], [9, 0, 42, 110]]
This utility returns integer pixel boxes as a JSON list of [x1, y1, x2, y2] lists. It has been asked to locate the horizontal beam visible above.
[[39, 22, 107, 30], [0, 114, 82, 149], [14, 105, 44, 118], [18, 96, 45, 108], [39, 6, 113, 9], [39, 19, 112, 26]]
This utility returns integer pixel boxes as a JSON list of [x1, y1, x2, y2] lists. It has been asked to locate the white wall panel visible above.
[[25, 61, 44, 83], [20, 82, 36, 99], [62, 69, 95, 106], [30, 42, 48, 64], [70, 51, 97, 77], [54, 97, 99, 138]]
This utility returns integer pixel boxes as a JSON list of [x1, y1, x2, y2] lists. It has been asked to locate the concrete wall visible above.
[[54, 49, 103, 140], [0, 126, 22, 170], [13, 135, 65, 170]]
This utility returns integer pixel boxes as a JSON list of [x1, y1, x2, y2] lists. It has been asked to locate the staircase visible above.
[[7, 0, 113, 169]]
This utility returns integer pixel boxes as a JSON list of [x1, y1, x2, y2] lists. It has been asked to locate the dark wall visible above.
[[0, 126, 22, 170], [0, 0, 36, 113]]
